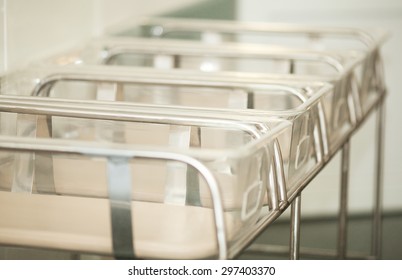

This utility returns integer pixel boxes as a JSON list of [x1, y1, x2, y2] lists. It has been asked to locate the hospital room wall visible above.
[[0, 0, 204, 72]]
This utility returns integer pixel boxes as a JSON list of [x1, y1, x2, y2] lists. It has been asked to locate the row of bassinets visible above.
[[0, 17, 388, 259]]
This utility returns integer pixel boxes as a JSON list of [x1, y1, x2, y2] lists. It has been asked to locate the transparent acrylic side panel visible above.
[[319, 78, 354, 154], [281, 104, 323, 196], [107, 53, 340, 76]]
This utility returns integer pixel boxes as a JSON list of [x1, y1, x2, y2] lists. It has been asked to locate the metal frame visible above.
[[0, 18, 388, 259]]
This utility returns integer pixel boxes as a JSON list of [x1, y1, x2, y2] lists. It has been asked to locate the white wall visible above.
[[0, 0, 203, 72], [238, 0, 402, 216], [94, 0, 209, 36]]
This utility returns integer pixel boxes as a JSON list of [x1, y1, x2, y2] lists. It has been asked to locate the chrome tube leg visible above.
[[338, 140, 350, 259], [372, 101, 385, 259], [288, 59, 301, 261], [290, 194, 301, 260]]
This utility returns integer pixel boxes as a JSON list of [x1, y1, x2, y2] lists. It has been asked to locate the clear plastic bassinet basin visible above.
[[0, 102, 293, 259]]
